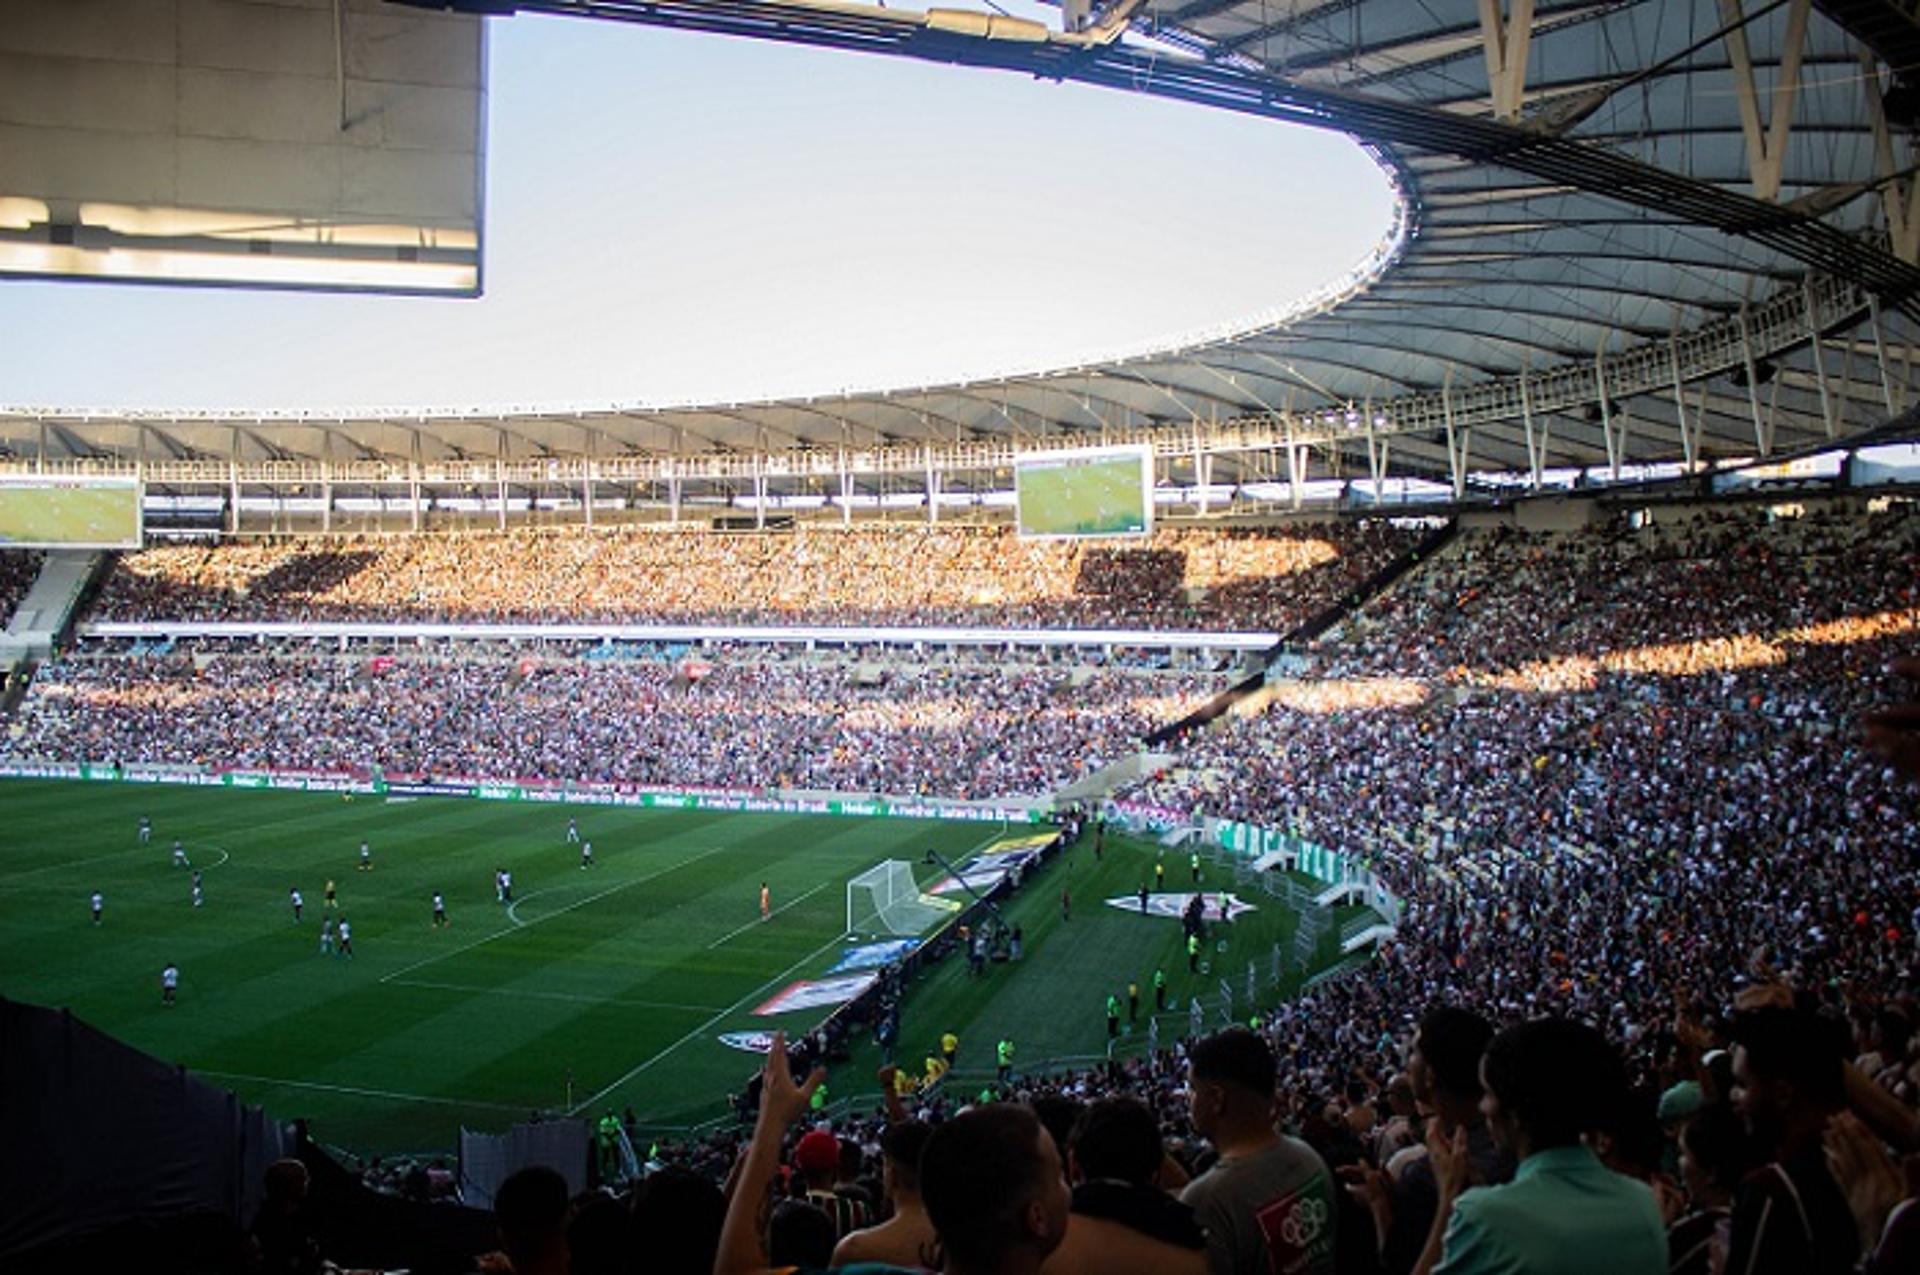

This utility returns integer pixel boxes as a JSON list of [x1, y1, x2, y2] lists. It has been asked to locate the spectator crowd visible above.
[[13, 498, 1920, 1274], [94, 523, 1418, 633], [0, 547, 40, 624], [2, 650, 1217, 800]]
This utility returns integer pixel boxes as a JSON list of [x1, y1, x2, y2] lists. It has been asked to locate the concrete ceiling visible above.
[[7, 0, 1920, 486]]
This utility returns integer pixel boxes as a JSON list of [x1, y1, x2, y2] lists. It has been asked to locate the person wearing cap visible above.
[[722, 1034, 1046, 1275], [1182, 1026, 1337, 1275], [793, 1127, 869, 1242], [1657, 1081, 1703, 1127]]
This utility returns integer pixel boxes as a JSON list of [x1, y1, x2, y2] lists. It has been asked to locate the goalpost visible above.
[[846, 860, 960, 939]]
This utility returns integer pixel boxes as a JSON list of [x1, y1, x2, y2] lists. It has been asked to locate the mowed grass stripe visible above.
[[567, 821, 1013, 1122], [832, 833, 1330, 1091], [381, 814, 866, 1005], [376, 842, 733, 985], [0, 779, 1011, 1149], [413, 819, 956, 1110], [186, 837, 767, 1095]]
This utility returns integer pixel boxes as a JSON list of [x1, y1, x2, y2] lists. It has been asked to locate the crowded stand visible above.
[[0, 548, 41, 625], [1321, 501, 1918, 696], [93, 522, 1418, 632], [1098, 498, 1920, 1272], [1, 651, 1215, 799], [12, 499, 1920, 1275]]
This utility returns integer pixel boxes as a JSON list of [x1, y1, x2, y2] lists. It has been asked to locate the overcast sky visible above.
[[0, 7, 1397, 412]]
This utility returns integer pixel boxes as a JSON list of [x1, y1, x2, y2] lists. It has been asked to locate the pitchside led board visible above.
[[1014, 445, 1155, 539], [0, 480, 143, 550]]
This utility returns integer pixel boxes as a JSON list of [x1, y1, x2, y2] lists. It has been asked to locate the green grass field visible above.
[[0, 780, 1344, 1154], [838, 835, 1356, 1095]]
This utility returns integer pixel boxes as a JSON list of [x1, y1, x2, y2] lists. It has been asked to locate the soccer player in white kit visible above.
[[161, 962, 179, 1006], [91, 891, 104, 925], [290, 887, 304, 921], [432, 892, 448, 928], [191, 870, 204, 908], [320, 916, 336, 955], [566, 818, 580, 844], [581, 841, 594, 870], [138, 816, 151, 846], [337, 917, 353, 958]]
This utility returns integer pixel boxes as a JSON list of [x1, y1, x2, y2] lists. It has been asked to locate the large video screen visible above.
[[1015, 446, 1154, 539], [0, 480, 142, 549]]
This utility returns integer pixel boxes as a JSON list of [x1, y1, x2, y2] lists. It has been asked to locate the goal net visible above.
[[847, 861, 961, 938]]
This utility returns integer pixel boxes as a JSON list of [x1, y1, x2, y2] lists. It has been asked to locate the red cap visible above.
[[793, 1128, 840, 1174]]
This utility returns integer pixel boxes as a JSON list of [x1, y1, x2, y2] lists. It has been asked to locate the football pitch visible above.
[[0, 780, 1345, 1153]]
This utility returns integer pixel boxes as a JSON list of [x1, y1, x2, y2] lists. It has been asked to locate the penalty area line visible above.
[[0, 838, 232, 884], [569, 927, 850, 1117], [704, 882, 829, 950], [573, 822, 1013, 1116], [0, 845, 153, 883], [193, 1069, 526, 1113], [387, 978, 726, 1014], [379, 843, 729, 986]]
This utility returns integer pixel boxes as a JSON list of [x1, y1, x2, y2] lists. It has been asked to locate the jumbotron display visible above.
[[0, 479, 142, 549], [1014, 444, 1154, 538]]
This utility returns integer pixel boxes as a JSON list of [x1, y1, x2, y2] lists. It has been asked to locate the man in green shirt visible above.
[[1188, 933, 1201, 971], [1427, 1018, 1665, 1275], [997, 1036, 1015, 1083], [1106, 993, 1121, 1039], [1154, 967, 1168, 1011]]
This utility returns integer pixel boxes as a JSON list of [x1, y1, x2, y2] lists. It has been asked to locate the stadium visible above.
[[3, 1, 1920, 1272]]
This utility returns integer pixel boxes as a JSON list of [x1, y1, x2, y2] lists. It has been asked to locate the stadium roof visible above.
[[7, 0, 1920, 490]]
